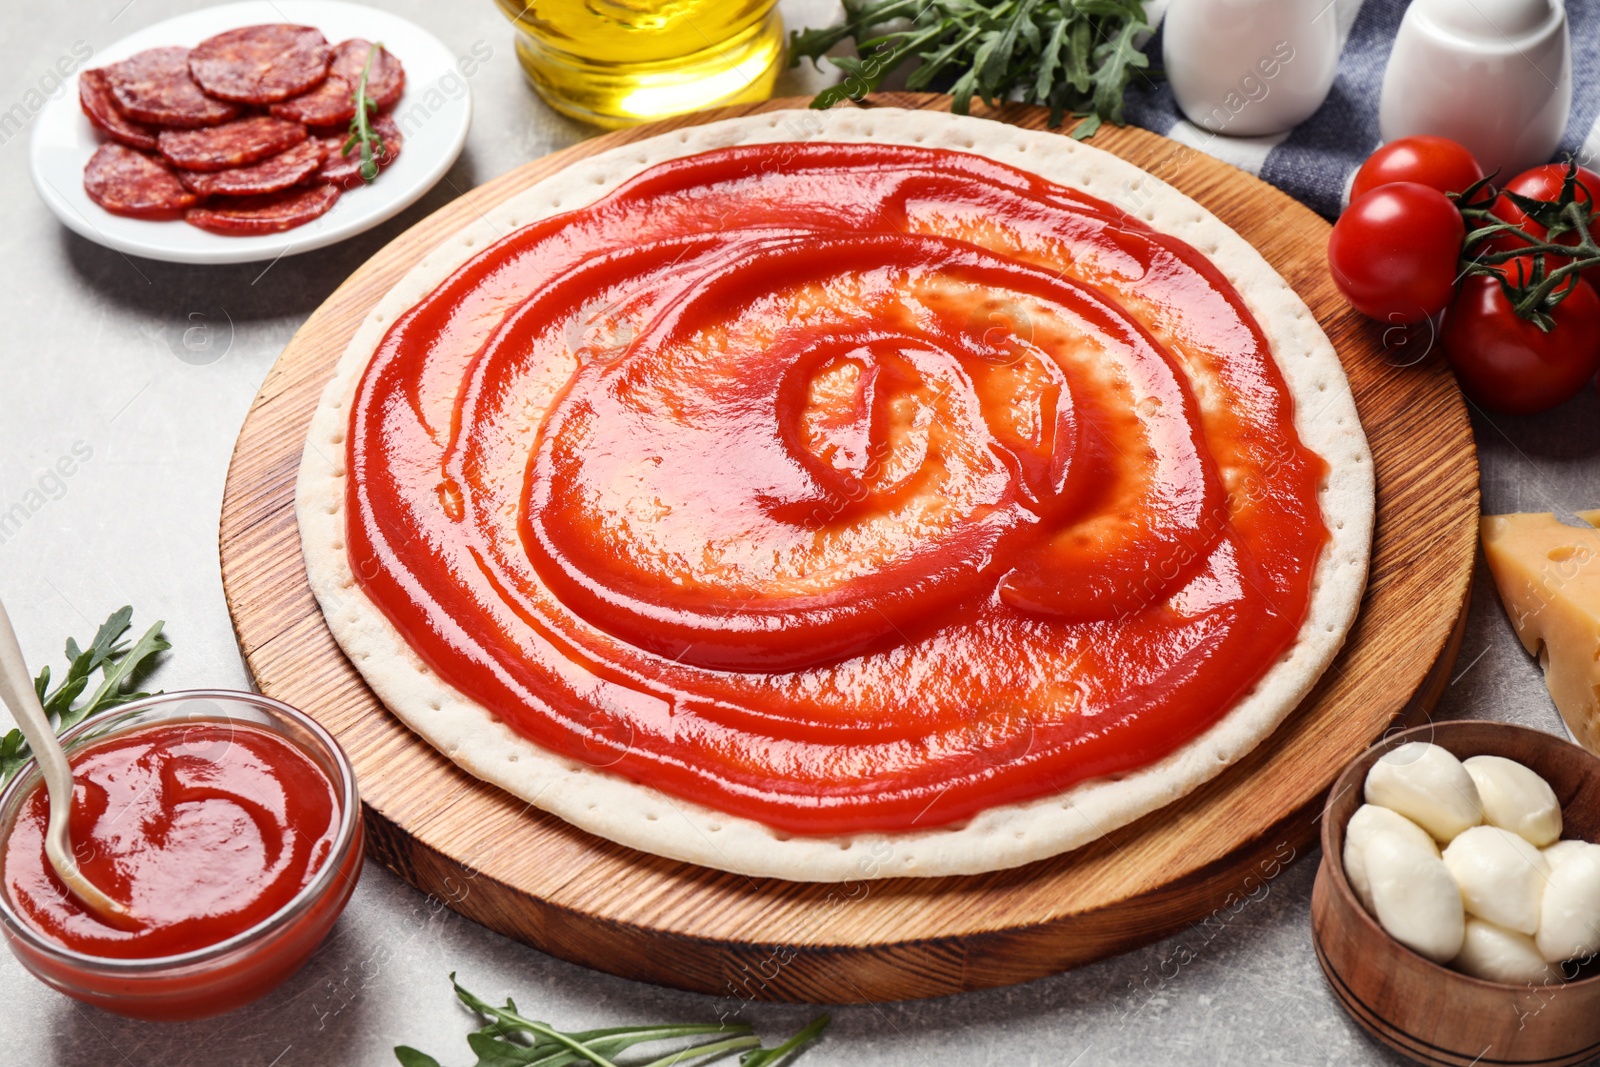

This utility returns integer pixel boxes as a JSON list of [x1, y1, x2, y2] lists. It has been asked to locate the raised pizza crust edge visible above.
[[295, 108, 1374, 881]]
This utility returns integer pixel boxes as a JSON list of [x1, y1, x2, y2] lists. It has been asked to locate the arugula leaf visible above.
[[1091, 13, 1149, 124], [790, 0, 1156, 136], [397, 975, 827, 1067], [0, 607, 169, 785], [395, 1050, 444, 1067], [0, 730, 27, 786], [343, 42, 389, 183], [739, 1015, 831, 1067], [467, 1031, 548, 1067]]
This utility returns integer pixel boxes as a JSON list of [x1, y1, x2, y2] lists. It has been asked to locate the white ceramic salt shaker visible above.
[[1163, 0, 1340, 137], [1380, 0, 1572, 178]]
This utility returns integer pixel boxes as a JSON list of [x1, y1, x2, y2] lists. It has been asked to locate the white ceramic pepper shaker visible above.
[[1379, 0, 1572, 178], [1163, 0, 1340, 137]]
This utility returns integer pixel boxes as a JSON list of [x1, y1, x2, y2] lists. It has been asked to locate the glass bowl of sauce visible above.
[[0, 690, 362, 1020]]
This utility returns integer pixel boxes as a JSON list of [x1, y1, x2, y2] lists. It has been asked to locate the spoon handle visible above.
[[0, 602, 128, 919]]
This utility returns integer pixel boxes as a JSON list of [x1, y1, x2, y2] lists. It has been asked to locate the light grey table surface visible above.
[[2, 1, 1597, 1064]]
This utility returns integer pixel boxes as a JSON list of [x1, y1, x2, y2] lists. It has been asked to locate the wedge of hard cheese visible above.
[[1481, 510, 1600, 750]]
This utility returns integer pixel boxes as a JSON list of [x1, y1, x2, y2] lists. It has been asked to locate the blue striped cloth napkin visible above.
[[1122, 0, 1600, 218]]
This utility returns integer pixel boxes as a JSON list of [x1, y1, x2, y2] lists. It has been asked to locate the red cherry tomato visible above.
[[1351, 136, 1484, 201], [1483, 164, 1600, 288], [1329, 183, 1465, 324], [1441, 257, 1600, 415]]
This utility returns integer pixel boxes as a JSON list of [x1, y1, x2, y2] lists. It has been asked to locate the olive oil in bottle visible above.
[[495, 0, 783, 128]]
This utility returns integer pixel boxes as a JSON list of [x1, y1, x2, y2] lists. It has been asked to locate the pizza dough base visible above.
[[296, 107, 1374, 882]]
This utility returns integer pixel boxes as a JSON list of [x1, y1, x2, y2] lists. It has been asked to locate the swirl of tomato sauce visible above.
[[347, 143, 1328, 835]]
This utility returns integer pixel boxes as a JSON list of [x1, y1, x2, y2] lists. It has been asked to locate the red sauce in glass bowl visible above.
[[0, 693, 360, 1020], [3, 721, 338, 958]]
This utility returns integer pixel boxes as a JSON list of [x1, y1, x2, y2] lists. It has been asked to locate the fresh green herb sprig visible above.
[[343, 42, 388, 183], [1455, 160, 1600, 331], [788, 0, 1154, 138], [0, 607, 169, 784], [395, 974, 829, 1067]]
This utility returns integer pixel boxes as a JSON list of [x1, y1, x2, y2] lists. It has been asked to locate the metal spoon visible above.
[[0, 599, 130, 922]]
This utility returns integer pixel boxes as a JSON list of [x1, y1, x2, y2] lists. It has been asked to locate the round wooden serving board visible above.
[[220, 93, 1479, 1003]]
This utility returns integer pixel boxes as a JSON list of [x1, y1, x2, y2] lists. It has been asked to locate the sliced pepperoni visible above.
[[104, 46, 238, 128], [189, 25, 331, 104], [268, 74, 355, 126], [329, 39, 405, 111], [268, 40, 403, 125], [317, 114, 402, 189], [185, 183, 341, 235], [79, 69, 158, 150], [157, 116, 307, 172], [177, 139, 327, 197], [83, 144, 196, 219]]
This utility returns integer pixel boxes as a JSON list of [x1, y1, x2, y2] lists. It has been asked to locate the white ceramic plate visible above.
[[30, 0, 471, 264]]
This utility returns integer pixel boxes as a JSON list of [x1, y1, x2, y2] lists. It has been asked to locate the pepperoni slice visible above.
[[79, 69, 157, 150], [177, 139, 327, 197], [103, 47, 238, 128], [317, 114, 402, 189], [329, 39, 404, 110], [83, 144, 196, 219], [189, 25, 331, 104], [268, 74, 355, 126], [272, 40, 404, 124], [185, 183, 341, 234], [157, 116, 307, 172]]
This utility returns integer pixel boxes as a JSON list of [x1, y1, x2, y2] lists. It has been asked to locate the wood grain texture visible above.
[[1313, 722, 1600, 1067], [218, 93, 1480, 1003]]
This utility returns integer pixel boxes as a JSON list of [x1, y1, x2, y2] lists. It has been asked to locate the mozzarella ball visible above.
[[1463, 755, 1561, 847], [1536, 841, 1600, 963], [1544, 839, 1590, 871], [1453, 917, 1556, 984], [1365, 742, 1483, 843], [1365, 830, 1465, 963], [1443, 825, 1550, 935], [1344, 804, 1438, 915]]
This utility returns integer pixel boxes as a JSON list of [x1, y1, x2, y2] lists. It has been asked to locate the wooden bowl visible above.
[[1313, 720, 1600, 1066]]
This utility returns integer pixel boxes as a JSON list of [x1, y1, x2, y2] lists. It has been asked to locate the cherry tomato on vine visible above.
[[1483, 163, 1600, 288], [1441, 257, 1600, 415], [1350, 136, 1484, 201], [1329, 182, 1465, 324]]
